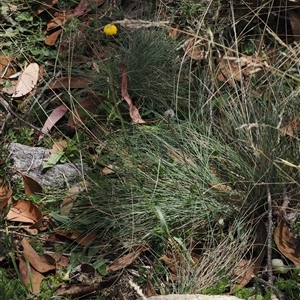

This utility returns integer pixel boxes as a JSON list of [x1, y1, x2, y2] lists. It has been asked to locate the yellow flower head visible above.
[[103, 24, 118, 36]]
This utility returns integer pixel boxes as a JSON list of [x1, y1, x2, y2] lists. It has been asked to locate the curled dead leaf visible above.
[[274, 220, 300, 266], [119, 63, 147, 124], [6, 199, 43, 228], [21, 238, 56, 273], [20, 172, 43, 197]]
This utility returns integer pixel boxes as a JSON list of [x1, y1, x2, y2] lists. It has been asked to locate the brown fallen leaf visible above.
[[46, 13, 74, 31], [100, 164, 116, 176], [74, 0, 88, 16], [18, 253, 45, 294], [44, 0, 90, 45], [55, 229, 97, 246], [21, 238, 56, 273], [6, 199, 42, 228], [234, 258, 255, 287], [159, 254, 177, 281], [12, 63, 39, 98], [274, 220, 300, 266], [119, 63, 147, 124], [280, 114, 300, 138], [38, 104, 68, 141], [0, 179, 12, 209], [216, 54, 264, 85], [20, 172, 43, 197], [61, 181, 89, 216], [45, 28, 62, 46], [0, 54, 16, 78], [108, 247, 147, 272], [54, 278, 118, 298], [48, 76, 92, 89]]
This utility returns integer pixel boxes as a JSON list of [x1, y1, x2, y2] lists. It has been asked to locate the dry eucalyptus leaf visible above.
[[6, 199, 42, 228], [274, 220, 300, 266], [12, 63, 39, 98], [38, 104, 68, 141], [21, 172, 43, 197], [61, 181, 89, 215], [21, 238, 56, 273], [120, 63, 147, 124], [55, 229, 97, 246], [108, 247, 147, 272], [18, 253, 44, 294]]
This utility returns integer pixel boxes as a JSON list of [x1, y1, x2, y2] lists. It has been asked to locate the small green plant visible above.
[[275, 269, 300, 299], [202, 277, 229, 295], [38, 274, 64, 300], [7, 128, 34, 145], [0, 268, 27, 299], [0, 1, 56, 61]]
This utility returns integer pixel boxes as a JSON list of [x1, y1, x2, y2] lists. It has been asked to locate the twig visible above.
[[253, 276, 285, 300], [0, 95, 47, 135], [266, 184, 273, 286]]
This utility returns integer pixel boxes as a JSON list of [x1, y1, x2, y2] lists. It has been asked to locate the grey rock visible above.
[[8, 142, 88, 188], [148, 295, 243, 300]]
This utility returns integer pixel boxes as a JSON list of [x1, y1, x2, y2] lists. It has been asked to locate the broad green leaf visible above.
[[43, 150, 64, 169]]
